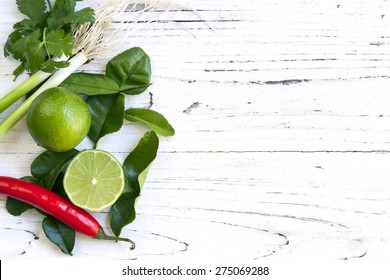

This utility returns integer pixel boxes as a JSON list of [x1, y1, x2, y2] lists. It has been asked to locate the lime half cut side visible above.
[[64, 150, 125, 212]]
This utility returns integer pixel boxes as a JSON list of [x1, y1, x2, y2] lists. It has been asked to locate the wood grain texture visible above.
[[1, 0, 390, 260]]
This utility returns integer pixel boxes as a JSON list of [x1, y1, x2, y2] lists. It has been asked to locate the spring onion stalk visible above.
[[0, 53, 88, 139], [0, 0, 182, 139], [0, 71, 52, 114], [0, 54, 70, 114]]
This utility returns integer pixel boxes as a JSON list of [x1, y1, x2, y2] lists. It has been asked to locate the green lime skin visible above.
[[27, 87, 91, 152]]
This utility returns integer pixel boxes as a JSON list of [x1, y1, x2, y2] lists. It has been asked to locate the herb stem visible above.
[[42, 28, 51, 60]]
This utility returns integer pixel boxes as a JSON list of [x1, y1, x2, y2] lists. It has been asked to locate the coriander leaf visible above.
[[53, 0, 77, 15], [11, 30, 43, 73], [11, 34, 31, 60], [4, 30, 23, 57], [125, 108, 175, 136], [87, 94, 125, 146], [13, 19, 40, 32], [31, 149, 79, 189], [47, 0, 77, 30], [123, 131, 159, 194], [61, 73, 121, 95], [106, 47, 152, 95], [110, 192, 138, 237], [61, 7, 95, 27], [42, 59, 70, 73], [16, 0, 47, 21], [42, 216, 75, 255], [12, 63, 26, 78], [45, 30, 75, 58], [25, 33, 45, 73], [6, 176, 42, 216]]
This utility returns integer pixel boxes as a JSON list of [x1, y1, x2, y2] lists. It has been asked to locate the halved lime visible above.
[[63, 150, 125, 212]]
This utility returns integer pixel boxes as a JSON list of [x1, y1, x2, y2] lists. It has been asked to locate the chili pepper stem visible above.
[[94, 228, 136, 250]]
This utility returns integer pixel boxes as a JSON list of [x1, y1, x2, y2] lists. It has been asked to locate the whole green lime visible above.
[[27, 87, 91, 152]]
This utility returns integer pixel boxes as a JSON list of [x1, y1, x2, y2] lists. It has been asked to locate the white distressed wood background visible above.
[[0, 0, 390, 261]]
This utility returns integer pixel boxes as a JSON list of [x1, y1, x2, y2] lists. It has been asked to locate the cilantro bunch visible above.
[[4, 0, 95, 78]]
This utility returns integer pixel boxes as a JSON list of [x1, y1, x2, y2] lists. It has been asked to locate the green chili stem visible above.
[[94, 228, 136, 250]]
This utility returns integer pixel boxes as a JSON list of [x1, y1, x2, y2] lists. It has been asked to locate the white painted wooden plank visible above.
[[3, 79, 390, 154]]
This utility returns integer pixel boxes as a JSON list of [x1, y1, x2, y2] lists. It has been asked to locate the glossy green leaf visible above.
[[87, 93, 125, 146], [31, 149, 79, 189], [51, 172, 69, 199], [42, 216, 75, 255], [6, 198, 32, 216], [6, 176, 41, 216], [138, 164, 152, 190], [123, 131, 159, 194], [61, 48, 151, 95], [61, 73, 121, 95], [125, 108, 175, 136], [110, 131, 159, 236], [106, 47, 151, 95], [110, 192, 138, 236]]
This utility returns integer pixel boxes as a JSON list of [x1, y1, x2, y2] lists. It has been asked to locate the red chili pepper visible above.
[[0, 176, 135, 249]]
